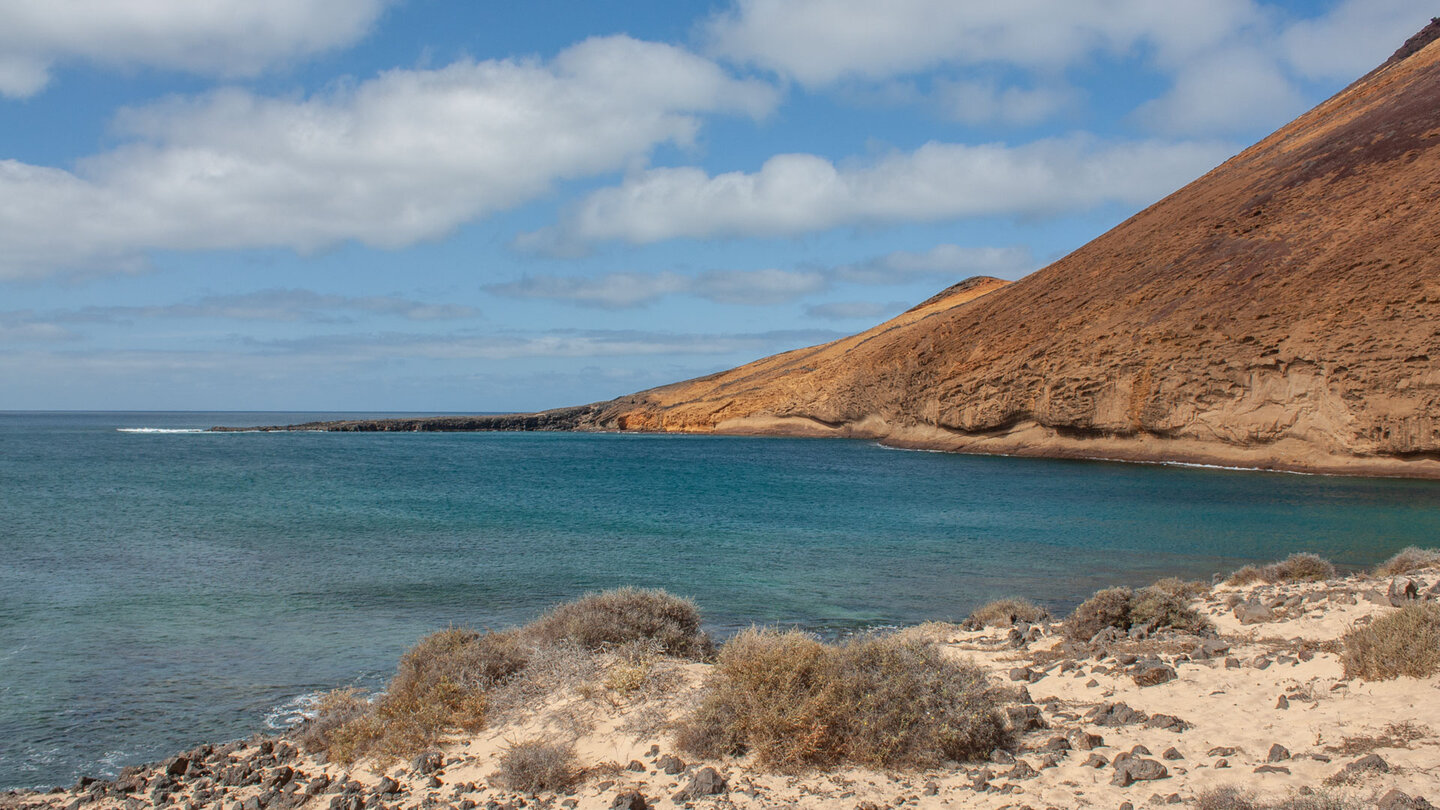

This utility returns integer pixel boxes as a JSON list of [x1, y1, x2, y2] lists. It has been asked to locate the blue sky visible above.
[[0, 0, 1430, 412]]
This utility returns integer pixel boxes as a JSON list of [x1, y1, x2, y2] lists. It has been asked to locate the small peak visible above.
[[905, 276, 1008, 313], [1384, 17, 1440, 67]]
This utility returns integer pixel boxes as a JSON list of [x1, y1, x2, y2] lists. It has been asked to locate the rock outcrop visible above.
[[225, 24, 1440, 477]]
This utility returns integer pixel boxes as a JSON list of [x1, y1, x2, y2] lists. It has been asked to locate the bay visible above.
[[3, 411, 1439, 788]]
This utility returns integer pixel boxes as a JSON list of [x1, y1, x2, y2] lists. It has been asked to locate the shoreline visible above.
[[7, 559, 1438, 810], [209, 414, 1440, 481]]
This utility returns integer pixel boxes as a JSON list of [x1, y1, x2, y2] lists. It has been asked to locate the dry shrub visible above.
[[1226, 554, 1337, 586], [527, 587, 711, 659], [1264, 553, 1336, 583], [294, 688, 372, 757], [1064, 587, 1133, 641], [1129, 587, 1212, 634], [602, 639, 664, 697], [676, 628, 1006, 771], [965, 598, 1049, 628], [1065, 585, 1209, 641], [675, 628, 836, 769], [494, 739, 578, 793], [1148, 577, 1211, 598], [892, 621, 963, 644], [301, 588, 715, 766], [1326, 721, 1431, 756], [1375, 547, 1440, 577], [834, 635, 1008, 767], [1340, 603, 1440, 681], [486, 639, 600, 721], [1226, 565, 1265, 586], [1194, 786, 1362, 810], [304, 627, 527, 764]]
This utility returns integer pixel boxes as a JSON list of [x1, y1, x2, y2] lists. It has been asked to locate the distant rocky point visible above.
[[220, 23, 1440, 479]]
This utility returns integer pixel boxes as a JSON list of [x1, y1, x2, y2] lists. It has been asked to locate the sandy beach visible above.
[[5, 561, 1438, 810]]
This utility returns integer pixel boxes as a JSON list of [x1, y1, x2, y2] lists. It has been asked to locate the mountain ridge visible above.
[[221, 25, 1440, 478]]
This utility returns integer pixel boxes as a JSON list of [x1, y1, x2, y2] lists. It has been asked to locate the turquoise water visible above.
[[4, 411, 1440, 788]]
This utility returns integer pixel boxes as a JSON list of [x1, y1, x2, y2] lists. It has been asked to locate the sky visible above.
[[0, 0, 1431, 412]]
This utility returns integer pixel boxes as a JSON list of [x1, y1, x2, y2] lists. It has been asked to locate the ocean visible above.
[[4, 410, 1440, 789]]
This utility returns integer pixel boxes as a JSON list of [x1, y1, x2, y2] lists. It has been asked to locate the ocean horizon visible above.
[[4, 410, 1440, 789]]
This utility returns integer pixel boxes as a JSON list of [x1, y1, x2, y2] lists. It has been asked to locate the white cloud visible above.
[[0, 0, 389, 98], [0, 36, 778, 279], [703, 0, 1261, 86], [705, 0, 1435, 137], [936, 79, 1077, 126], [1281, 0, 1435, 80], [489, 244, 1032, 309], [1133, 47, 1307, 136], [519, 137, 1234, 250]]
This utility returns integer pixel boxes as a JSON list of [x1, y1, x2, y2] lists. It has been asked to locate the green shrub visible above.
[[527, 587, 711, 659], [965, 598, 1049, 628], [676, 628, 1006, 771], [1064, 587, 1133, 641], [1374, 547, 1440, 577], [1340, 603, 1440, 681], [495, 740, 578, 793]]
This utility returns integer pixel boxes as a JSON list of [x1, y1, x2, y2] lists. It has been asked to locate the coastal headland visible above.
[[216, 22, 1440, 480], [6, 552, 1439, 810]]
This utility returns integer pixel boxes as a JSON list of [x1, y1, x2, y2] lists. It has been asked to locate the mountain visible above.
[[236, 22, 1440, 478]]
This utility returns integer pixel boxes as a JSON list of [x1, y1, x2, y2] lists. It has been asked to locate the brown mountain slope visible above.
[[578, 25, 1440, 477], [235, 24, 1440, 477]]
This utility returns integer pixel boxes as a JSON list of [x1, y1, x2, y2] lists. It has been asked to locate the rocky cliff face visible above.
[[236, 26, 1440, 477], [572, 27, 1440, 477]]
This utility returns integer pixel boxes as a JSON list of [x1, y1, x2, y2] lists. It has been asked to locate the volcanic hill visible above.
[[233, 22, 1440, 478]]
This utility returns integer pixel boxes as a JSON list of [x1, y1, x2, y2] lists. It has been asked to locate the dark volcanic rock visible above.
[[1111, 758, 1168, 787], [672, 767, 725, 802]]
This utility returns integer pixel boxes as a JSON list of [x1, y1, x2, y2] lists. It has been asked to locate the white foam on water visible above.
[[264, 692, 322, 730], [116, 428, 206, 434]]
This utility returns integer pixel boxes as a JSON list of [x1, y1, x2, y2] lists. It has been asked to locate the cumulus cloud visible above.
[[1280, 0, 1435, 80], [488, 244, 1033, 309], [0, 0, 389, 98], [518, 137, 1233, 250], [705, 0, 1435, 137], [1133, 47, 1307, 136], [703, 0, 1260, 86], [0, 36, 778, 279]]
